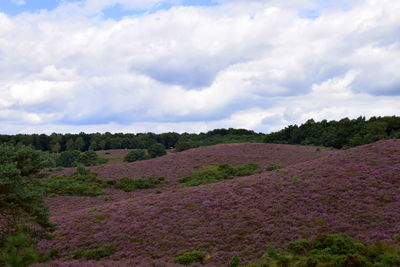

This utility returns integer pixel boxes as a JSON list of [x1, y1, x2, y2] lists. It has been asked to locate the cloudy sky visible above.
[[0, 0, 399, 134]]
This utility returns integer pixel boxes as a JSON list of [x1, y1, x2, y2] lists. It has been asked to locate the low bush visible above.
[[37, 168, 107, 197], [266, 164, 281, 171], [148, 143, 167, 158], [0, 233, 40, 267], [113, 177, 165, 192], [71, 245, 116, 260], [124, 149, 149, 162], [179, 163, 259, 187], [242, 234, 400, 267], [229, 255, 241, 267], [173, 250, 204, 265]]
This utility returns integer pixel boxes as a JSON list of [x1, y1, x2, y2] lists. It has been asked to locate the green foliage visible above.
[[229, 255, 241, 267], [266, 164, 281, 171], [0, 233, 40, 267], [264, 116, 400, 149], [286, 239, 311, 255], [124, 149, 149, 162], [179, 163, 259, 187], [37, 168, 106, 197], [113, 177, 164, 192], [0, 144, 44, 177], [174, 140, 197, 152], [71, 245, 116, 260], [148, 143, 167, 158], [79, 150, 107, 166], [173, 250, 205, 265], [0, 145, 51, 243], [243, 234, 400, 267], [56, 150, 107, 167], [57, 150, 81, 167]]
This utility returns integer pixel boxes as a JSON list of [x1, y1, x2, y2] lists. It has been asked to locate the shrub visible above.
[[229, 255, 241, 267], [113, 177, 164, 192], [0, 233, 40, 266], [71, 245, 116, 260], [314, 234, 356, 255], [174, 251, 204, 265], [57, 150, 81, 167], [245, 234, 400, 267], [148, 143, 167, 158], [37, 168, 106, 197], [80, 150, 107, 166], [124, 149, 149, 162], [266, 164, 281, 171], [179, 163, 259, 187]]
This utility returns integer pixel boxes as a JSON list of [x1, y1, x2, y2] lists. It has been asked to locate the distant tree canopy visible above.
[[0, 128, 263, 153], [264, 116, 400, 149], [0, 117, 399, 153]]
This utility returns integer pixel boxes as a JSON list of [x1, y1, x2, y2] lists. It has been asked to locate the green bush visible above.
[[71, 245, 116, 260], [286, 239, 311, 255], [266, 164, 281, 171], [0, 233, 40, 267], [174, 250, 204, 265], [229, 255, 241, 267], [79, 150, 108, 166], [56, 150, 81, 167], [113, 177, 164, 192], [148, 143, 167, 158], [179, 163, 259, 187], [242, 234, 400, 267], [124, 149, 149, 162], [37, 168, 106, 197]]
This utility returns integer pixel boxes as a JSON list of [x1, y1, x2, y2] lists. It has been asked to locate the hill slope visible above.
[[39, 140, 400, 266]]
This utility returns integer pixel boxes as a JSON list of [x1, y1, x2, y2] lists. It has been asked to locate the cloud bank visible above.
[[0, 0, 399, 134]]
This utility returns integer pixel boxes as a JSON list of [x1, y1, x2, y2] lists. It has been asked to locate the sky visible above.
[[0, 0, 399, 134]]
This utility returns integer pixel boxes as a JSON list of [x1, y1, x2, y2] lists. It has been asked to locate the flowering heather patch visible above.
[[38, 140, 400, 266]]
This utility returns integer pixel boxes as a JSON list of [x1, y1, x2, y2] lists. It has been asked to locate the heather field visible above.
[[36, 140, 400, 266]]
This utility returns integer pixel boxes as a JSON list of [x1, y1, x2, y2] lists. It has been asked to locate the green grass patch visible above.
[[36, 167, 107, 197], [111, 177, 165, 192], [174, 250, 205, 265], [179, 163, 259, 187], [266, 164, 281, 171], [71, 245, 116, 260]]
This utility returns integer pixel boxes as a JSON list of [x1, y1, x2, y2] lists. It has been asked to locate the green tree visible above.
[[57, 150, 81, 167], [80, 151, 103, 166], [74, 137, 85, 152], [0, 145, 51, 245], [364, 121, 388, 143], [124, 149, 149, 162], [148, 143, 167, 158], [65, 139, 76, 151]]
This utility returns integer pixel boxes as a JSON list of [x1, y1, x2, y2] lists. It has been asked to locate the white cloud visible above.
[[0, 0, 399, 134]]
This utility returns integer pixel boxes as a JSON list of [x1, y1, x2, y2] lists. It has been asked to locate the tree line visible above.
[[1, 116, 399, 153], [0, 128, 262, 153], [264, 116, 400, 149]]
